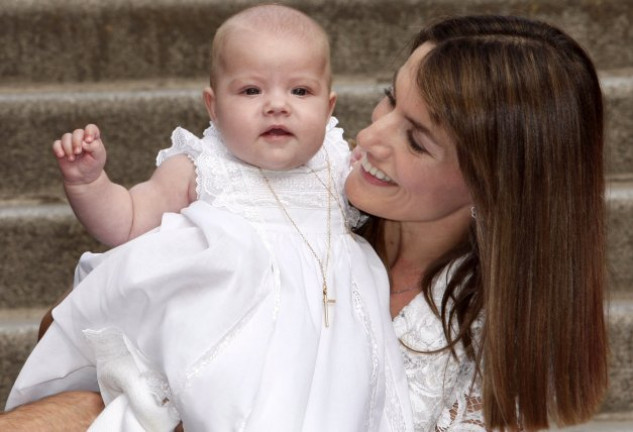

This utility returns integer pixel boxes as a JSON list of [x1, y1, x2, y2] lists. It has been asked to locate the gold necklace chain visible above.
[[390, 285, 421, 295], [307, 151, 350, 234], [259, 152, 337, 327]]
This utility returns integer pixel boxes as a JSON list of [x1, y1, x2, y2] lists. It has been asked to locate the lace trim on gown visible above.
[[156, 117, 363, 228]]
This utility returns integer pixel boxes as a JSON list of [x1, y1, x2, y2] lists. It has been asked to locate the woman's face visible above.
[[345, 43, 472, 223]]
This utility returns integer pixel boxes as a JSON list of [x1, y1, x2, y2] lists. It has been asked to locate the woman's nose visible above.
[[356, 110, 393, 159], [371, 97, 391, 123]]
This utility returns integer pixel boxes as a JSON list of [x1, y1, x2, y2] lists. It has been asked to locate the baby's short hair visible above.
[[209, 4, 331, 87]]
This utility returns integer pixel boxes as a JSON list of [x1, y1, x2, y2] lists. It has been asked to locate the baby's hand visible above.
[[52, 124, 107, 185]]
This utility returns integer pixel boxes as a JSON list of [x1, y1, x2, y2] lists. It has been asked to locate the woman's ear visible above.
[[203, 87, 217, 121]]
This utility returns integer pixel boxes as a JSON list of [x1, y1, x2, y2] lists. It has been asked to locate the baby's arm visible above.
[[53, 124, 196, 247]]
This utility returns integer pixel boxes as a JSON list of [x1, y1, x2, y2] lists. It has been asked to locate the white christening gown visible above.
[[6, 118, 413, 432]]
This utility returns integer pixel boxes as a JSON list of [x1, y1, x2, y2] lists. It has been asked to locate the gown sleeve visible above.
[[156, 127, 205, 167]]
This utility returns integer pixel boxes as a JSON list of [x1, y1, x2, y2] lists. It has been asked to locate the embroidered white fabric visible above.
[[157, 117, 363, 229], [393, 269, 486, 432]]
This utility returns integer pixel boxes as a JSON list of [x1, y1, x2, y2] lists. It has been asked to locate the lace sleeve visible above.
[[395, 282, 490, 432], [434, 380, 488, 432], [445, 395, 487, 431], [156, 127, 204, 167]]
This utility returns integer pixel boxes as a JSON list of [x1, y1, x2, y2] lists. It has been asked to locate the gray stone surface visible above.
[[0, 203, 104, 309], [607, 182, 633, 294], [555, 419, 633, 432], [1, 0, 633, 83], [603, 297, 633, 414], [603, 71, 633, 177], [0, 309, 41, 410]]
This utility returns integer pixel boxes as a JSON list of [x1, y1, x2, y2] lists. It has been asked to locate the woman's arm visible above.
[[0, 391, 104, 432]]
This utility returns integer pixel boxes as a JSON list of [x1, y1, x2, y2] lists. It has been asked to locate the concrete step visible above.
[[0, 202, 104, 309], [2, 297, 633, 421], [2, 0, 632, 84], [1, 70, 633, 201], [0, 308, 45, 410], [1, 177, 633, 308], [556, 417, 633, 432], [607, 180, 633, 294]]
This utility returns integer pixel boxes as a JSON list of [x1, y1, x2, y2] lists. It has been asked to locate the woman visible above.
[[1, 15, 607, 431], [347, 14, 608, 431]]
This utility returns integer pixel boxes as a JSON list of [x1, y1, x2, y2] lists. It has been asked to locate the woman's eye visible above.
[[383, 86, 396, 107], [407, 130, 427, 154], [291, 88, 309, 96], [243, 87, 260, 95]]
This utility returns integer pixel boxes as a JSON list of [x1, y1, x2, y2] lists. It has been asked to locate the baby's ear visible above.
[[328, 91, 337, 117], [203, 87, 217, 120]]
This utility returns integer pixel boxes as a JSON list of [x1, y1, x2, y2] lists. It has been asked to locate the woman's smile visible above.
[[360, 153, 394, 184]]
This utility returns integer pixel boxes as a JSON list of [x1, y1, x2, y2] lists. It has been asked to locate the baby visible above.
[[7, 5, 412, 431]]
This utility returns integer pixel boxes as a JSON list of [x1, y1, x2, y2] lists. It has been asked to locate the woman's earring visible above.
[[470, 206, 477, 219]]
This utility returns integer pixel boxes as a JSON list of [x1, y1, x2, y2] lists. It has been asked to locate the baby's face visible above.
[[206, 29, 336, 170]]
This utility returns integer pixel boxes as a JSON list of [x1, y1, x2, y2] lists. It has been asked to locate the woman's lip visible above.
[[360, 166, 395, 186], [360, 154, 394, 184]]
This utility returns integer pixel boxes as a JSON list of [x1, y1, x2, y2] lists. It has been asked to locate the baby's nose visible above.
[[264, 93, 290, 115]]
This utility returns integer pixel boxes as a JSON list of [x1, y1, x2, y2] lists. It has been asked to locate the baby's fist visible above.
[[53, 124, 107, 185]]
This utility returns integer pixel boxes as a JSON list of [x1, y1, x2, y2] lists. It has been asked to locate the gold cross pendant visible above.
[[323, 284, 336, 327]]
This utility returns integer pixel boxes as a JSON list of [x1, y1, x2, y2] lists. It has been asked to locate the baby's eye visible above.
[[243, 87, 260, 95], [291, 88, 309, 96]]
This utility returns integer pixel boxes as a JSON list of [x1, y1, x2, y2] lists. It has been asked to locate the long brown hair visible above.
[[363, 15, 608, 431]]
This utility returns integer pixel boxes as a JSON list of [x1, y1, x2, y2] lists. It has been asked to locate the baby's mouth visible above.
[[262, 126, 292, 137]]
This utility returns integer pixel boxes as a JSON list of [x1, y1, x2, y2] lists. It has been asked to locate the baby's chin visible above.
[[244, 156, 308, 172], [258, 150, 325, 171]]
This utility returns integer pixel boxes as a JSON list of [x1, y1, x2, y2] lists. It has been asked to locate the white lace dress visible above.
[[393, 267, 486, 432], [6, 118, 413, 432]]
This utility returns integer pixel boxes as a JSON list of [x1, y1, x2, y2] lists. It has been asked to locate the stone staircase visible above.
[[1, 0, 632, 429]]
